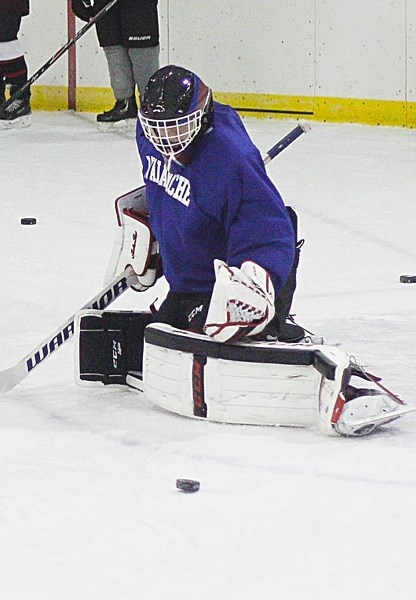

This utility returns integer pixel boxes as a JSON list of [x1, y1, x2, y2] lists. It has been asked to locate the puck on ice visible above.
[[20, 217, 36, 225], [399, 275, 416, 284], [176, 479, 200, 493]]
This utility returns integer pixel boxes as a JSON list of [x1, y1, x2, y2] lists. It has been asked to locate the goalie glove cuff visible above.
[[204, 259, 275, 343]]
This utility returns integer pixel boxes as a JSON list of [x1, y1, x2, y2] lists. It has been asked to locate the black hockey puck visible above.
[[399, 275, 416, 284], [176, 479, 200, 493], [20, 217, 36, 225]]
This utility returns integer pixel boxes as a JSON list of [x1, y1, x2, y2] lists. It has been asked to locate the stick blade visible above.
[[0, 362, 27, 394]]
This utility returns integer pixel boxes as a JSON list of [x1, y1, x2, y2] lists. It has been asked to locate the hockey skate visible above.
[[331, 363, 416, 436], [335, 392, 416, 436], [0, 95, 31, 130], [97, 96, 138, 132]]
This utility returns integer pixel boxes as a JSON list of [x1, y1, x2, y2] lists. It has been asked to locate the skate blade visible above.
[[341, 403, 416, 434], [97, 118, 137, 133], [0, 114, 31, 130]]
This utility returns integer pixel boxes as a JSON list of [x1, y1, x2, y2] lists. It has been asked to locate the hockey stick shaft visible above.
[[0, 269, 131, 393], [0, 0, 121, 116], [263, 120, 311, 164]]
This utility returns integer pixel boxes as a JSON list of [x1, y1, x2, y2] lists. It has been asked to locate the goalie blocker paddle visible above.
[[0, 121, 310, 393]]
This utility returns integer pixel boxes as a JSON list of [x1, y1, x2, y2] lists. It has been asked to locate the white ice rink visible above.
[[1, 112, 416, 599]]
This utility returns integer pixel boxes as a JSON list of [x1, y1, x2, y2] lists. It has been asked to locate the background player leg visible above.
[[97, 46, 137, 124], [128, 46, 160, 98], [0, 56, 31, 126]]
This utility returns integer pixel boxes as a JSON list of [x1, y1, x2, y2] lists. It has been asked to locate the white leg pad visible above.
[[141, 324, 416, 435], [143, 324, 338, 429]]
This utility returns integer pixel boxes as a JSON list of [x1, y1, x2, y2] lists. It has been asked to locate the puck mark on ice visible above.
[[176, 479, 200, 493]]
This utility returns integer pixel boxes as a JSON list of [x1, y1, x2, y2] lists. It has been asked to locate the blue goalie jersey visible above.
[[136, 102, 295, 295]]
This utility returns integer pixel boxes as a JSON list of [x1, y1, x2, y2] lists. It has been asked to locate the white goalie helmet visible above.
[[139, 65, 213, 157]]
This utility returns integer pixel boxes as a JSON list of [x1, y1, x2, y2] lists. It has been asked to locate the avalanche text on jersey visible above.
[[144, 155, 191, 206]]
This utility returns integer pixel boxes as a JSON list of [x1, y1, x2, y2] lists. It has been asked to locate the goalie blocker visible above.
[[75, 311, 416, 436], [104, 185, 162, 292]]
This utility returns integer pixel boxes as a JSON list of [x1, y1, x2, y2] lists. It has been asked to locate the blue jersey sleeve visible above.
[[223, 148, 295, 295]]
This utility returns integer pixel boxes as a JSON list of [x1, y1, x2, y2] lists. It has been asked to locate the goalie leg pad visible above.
[[142, 324, 416, 435], [143, 323, 335, 427], [75, 310, 153, 386]]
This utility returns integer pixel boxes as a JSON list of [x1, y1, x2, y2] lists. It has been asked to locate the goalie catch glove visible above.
[[204, 259, 275, 343], [71, 0, 95, 22]]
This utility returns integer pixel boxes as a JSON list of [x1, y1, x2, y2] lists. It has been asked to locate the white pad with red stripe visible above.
[[141, 324, 416, 436], [204, 259, 275, 342], [104, 186, 159, 291]]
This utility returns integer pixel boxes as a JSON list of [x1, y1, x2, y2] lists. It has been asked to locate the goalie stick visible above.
[[0, 0, 122, 117], [0, 121, 310, 393], [263, 120, 311, 164], [0, 268, 131, 393]]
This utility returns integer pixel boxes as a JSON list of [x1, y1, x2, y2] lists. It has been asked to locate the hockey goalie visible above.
[[75, 65, 416, 437]]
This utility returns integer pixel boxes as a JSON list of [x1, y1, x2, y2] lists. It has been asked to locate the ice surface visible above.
[[1, 112, 416, 599]]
